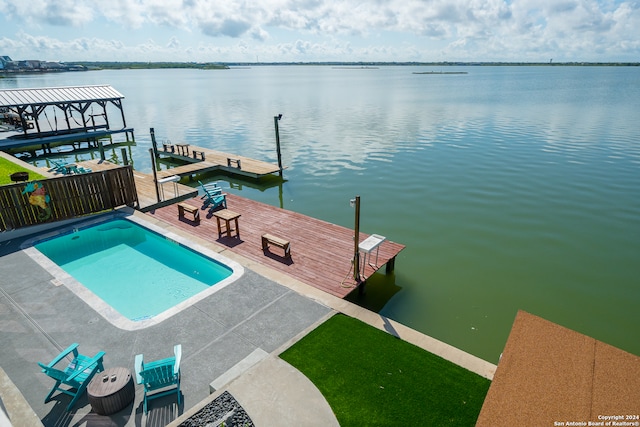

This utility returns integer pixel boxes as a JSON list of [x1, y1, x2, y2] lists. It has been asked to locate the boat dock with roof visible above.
[[0, 85, 134, 156]]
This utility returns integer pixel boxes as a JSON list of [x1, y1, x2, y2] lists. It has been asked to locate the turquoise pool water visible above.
[[34, 217, 236, 323]]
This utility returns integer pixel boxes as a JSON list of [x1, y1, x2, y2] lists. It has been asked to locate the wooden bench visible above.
[[193, 150, 205, 161], [227, 158, 241, 168], [176, 144, 190, 156], [178, 203, 200, 224], [261, 233, 291, 258]]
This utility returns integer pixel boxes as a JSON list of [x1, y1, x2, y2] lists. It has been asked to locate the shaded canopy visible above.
[[0, 85, 127, 138]]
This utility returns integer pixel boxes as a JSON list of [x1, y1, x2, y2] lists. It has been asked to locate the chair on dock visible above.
[[47, 160, 68, 174], [198, 181, 227, 212], [66, 164, 92, 174], [198, 180, 223, 194], [37, 343, 106, 411], [135, 344, 182, 414], [49, 162, 92, 175], [66, 165, 80, 174]]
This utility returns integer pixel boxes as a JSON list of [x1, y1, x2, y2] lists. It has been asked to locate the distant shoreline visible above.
[[413, 71, 468, 75], [332, 66, 379, 69], [2, 61, 638, 75], [225, 61, 640, 67]]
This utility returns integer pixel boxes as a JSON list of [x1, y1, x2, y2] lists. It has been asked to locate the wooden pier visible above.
[[147, 193, 405, 299], [156, 144, 282, 180]]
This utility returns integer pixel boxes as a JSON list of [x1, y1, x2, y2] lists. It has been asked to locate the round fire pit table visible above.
[[87, 367, 135, 415]]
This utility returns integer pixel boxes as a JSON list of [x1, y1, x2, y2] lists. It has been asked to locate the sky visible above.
[[0, 0, 638, 63]]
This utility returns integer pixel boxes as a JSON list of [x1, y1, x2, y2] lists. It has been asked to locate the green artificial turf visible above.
[[0, 157, 46, 185], [280, 314, 491, 426]]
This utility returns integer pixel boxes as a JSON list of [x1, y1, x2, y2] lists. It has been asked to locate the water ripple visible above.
[[12, 66, 640, 362]]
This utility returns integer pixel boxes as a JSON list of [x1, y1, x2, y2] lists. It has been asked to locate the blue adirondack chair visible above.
[[38, 343, 106, 411], [66, 164, 80, 174], [198, 180, 222, 198], [47, 159, 68, 174], [135, 344, 182, 414], [198, 181, 227, 212], [75, 166, 92, 174]]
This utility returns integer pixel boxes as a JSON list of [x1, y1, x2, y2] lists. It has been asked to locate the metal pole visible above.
[[353, 195, 361, 282], [274, 115, 283, 178], [149, 148, 161, 202]]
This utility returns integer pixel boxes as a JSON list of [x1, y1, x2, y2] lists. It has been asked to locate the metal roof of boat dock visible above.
[[0, 85, 124, 107]]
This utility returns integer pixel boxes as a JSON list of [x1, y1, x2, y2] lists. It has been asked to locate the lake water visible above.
[[3, 65, 639, 363]]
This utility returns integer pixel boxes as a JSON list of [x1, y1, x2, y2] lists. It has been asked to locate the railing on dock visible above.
[[0, 166, 138, 231]]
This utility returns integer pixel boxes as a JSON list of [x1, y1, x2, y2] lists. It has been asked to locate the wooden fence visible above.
[[0, 166, 138, 232]]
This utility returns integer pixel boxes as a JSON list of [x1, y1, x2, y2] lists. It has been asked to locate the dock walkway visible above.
[[156, 144, 282, 179], [147, 193, 405, 299]]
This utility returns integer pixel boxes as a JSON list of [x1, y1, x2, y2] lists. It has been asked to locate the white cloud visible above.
[[167, 36, 180, 49], [98, 0, 149, 28], [0, 0, 638, 62], [1, 0, 95, 27]]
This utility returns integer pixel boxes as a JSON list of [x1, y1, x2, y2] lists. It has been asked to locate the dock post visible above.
[[149, 148, 161, 202], [274, 114, 283, 178], [121, 148, 129, 166], [385, 257, 396, 274], [358, 280, 366, 296], [351, 195, 361, 282], [150, 128, 158, 158], [278, 181, 284, 209], [98, 140, 105, 161]]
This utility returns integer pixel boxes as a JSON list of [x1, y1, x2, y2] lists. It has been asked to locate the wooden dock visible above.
[[33, 157, 404, 298], [146, 193, 405, 299], [156, 144, 282, 180]]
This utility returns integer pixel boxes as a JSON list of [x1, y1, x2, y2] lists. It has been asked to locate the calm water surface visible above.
[[3, 66, 639, 363]]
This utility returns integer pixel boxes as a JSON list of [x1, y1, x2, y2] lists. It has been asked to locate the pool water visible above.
[[33, 217, 239, 324]]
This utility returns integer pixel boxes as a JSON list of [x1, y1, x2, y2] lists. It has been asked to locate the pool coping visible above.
[[20, 210, 245, 331]]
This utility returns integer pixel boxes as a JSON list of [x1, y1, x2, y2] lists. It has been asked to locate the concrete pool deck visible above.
[[0, 208, 495, 426], [0, 234, 335, 426]]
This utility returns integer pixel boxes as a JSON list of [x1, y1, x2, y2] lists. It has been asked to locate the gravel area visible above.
[[178, 391, 254, 427]]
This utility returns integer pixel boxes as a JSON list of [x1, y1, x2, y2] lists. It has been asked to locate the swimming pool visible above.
[[23, 213, 243, 330]]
